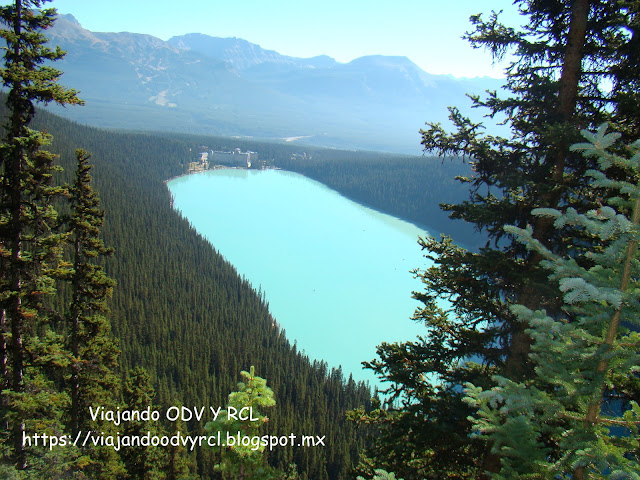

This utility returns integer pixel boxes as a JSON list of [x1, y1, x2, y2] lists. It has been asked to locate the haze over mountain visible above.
[[46, 14, 503, 153]]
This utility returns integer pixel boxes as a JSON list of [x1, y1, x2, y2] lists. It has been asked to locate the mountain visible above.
[[46, 15, 307, 136], [167, 33, 340, 71], [46, 14, 503, 153]]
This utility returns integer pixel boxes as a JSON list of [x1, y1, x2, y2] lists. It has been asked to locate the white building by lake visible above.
[[212, 149, 257, 168]]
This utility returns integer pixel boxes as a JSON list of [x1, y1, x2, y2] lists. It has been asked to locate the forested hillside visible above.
[[274, 154, 480, 249], [18, 103, 373, 479]]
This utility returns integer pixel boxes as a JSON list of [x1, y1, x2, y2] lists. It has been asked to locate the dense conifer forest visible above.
[[30, 105, 379, 479], [2, 1, 639, 479]]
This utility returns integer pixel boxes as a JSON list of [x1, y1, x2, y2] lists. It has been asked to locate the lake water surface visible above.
[[167, 169, 431, 387]]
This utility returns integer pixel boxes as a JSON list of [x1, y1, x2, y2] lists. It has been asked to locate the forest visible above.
[[163, 131, 482, 249], [1, 1, 639, 480]]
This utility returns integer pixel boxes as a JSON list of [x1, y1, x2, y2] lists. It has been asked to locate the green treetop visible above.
[[205, 366, 276, 480], [121, 367, 167, 480]]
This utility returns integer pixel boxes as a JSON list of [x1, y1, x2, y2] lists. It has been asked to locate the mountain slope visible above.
[[46, 14, 503, 153]]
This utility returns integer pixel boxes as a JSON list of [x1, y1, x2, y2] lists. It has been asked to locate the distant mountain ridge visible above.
[[46, 14, 503, 153], [168, 33, 338, 71]]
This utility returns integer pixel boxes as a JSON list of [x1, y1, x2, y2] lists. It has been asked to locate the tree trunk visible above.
[[7, 1, 27, 468], [70, 237, 81, 436], [0, 307, 6, 394], [505, 0, 590, 381], [489, 0, 591, 475]]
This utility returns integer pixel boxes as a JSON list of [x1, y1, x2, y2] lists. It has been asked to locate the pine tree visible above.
[[357, 470, 403, 480], [0, 0, 82, 470], [65, 148, 117, 433], [465, 125, 640, 478], [164, 403, 198, 480], [204, 366, 276, 480], [121, 367, 167, 480], [358, 2, 640, 478], [62, 148, 124, 478]]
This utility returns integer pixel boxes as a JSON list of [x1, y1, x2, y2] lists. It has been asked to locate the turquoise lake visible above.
[[167, 169, 431, 387]]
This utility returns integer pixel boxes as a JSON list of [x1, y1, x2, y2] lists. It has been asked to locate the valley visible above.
[[2, 1, 637, 479]]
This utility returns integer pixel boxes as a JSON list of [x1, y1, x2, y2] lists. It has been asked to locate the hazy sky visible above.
[[31, 0, 520, 78]]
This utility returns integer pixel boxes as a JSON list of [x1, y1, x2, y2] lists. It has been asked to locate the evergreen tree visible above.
[[0, 0, 82, 470], [62, 148, 123, 478], [164, 404, 198, 480], [65, 148, 117, 432], [205, 366, 276, 480], [465, 126, 640, 478], [358, 2, 640, 478], [357, 470, 403, 480], [121, 366, 167, 480]]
